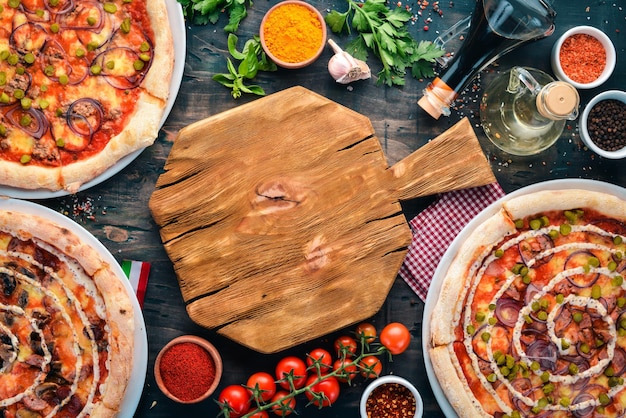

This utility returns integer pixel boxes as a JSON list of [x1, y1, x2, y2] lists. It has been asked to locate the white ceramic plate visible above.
[[0, 0, 186, 200], [0, 197, 148, 417], [422, 179, 626, 417]]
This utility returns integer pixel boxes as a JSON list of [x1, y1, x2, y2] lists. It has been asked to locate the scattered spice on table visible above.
[[559, 33, 606, 84], [262, 3, 323, 63], [159, 342, 216, 401], [586, 99, 626, 152], [365, 382, 417, 418]]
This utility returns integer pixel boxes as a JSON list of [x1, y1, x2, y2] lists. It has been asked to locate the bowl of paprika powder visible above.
[[154, 335, 223, 403], [551, 26, 616, 90], [260, 0, 327, 69]]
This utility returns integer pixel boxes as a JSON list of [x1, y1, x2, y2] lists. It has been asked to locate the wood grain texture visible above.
[[149, 87, 494, 352]]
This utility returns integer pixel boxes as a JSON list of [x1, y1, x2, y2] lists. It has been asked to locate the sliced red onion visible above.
[[610, 347, 626, 376], [518, 234, 554, 267], [10, 22, 47, 54], [564, 250, 600, 287], [572, 393, 595, 418], [92, 47, 146, 89], [39, 40, 88, 85], [526, 339, 558, 371], [495, 298, 523, 328], [553, 304, 573, 335], [590, 218, 626, 235], [524, 283, 540, 305], [66, 98, 103, 138], [555, 355, 590, 376], [45, 0, 75, 15], [4, 105, 49, 139], [57, 1, 104, 31]]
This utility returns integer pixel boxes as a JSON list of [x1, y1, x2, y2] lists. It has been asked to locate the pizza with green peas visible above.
[[0, 0, 173, 192], [429, 189, 626, 417]]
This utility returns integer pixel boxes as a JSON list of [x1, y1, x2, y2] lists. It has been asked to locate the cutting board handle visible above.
[[387, 117, 496, 200]]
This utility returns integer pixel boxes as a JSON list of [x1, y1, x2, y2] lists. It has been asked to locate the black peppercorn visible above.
[[586, 99, 626, 152]]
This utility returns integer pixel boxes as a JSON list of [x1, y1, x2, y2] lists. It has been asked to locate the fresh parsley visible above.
[[212, 34, 277, 98], [177, 0, 250, 32], [325, 0, 444, 86]]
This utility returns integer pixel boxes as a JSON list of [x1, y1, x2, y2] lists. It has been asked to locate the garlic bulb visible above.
[[327, 39, 371, 84]]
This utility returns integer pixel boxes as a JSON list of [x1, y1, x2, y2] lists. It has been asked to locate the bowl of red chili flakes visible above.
[[360, 375, 423, 418], [154, 335, 223, 403], [551, 25, 616, 89]]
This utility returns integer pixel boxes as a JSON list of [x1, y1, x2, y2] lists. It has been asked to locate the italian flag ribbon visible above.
[[121, 260, 150, 309]]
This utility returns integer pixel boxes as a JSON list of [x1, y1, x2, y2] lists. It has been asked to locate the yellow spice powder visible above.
[[263, 3, 323, 63]]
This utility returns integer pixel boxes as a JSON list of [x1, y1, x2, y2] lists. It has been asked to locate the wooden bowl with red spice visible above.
[[154, 335, 223, 404], [260, 0, 327, 69], [551, 26, 616, 89]]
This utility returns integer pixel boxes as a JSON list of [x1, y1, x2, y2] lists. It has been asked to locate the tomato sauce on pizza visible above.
[[0, 0, 173, 192], [430, 190, 626, 417]]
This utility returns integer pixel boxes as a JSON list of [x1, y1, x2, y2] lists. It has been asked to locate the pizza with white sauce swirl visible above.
[[0, 210, 134, 417], [429, 189, 626, 417]]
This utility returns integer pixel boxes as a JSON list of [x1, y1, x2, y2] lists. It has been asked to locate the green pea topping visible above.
[[494, 248, 504, 258], [540, 371, 550, 383], [580, 343, 590, 354], [615, 236, 624, 245], [91, 65, 102, 75], [20, 154, 31, 164], [524, 315, 533, 324], [599, 393, 611, 406], [537, 311, 548, 321], [488, 303, 496, 311], [475, 312, 486, 322], [560, 223, 572, 235], [133, 59, 145, 71], [608, 261, 618, 272], [556, 293, 564, 304], [511, 412, 521, 418], [103, 2, 117, 13], [591, 284, 602, 299], [488, 317, 497, 325], [20, 98, 31, 110], [466, 324, 475, 335], [481, 332, 490, 342], [49, 0, 59, 6], [139, 53, 150, 62], [44, 65, 55, 76], [605, 366, 615, 377], [548, 229, 559, 239], [529, 219, 542, 230], [568, 363, 579, 375], [13, 89, 24, 99], [55, 108, 64, 117], [514, 219, 524, 229], [0, 72, 5, 85], [613, 275, 624, 287], [20, 114, 31, 126], [106, 60, 115, 70], [561, 339, 570, 350], [140, 41, 150, 52], [35, 8, 44, 17], [487, 373, 497, 383], [7, 54, 19, 66], [559, 397, 571, 407], [573, 312, 584, 323], [16, 67, 24, 76], [0, 124, 6, 136], [522, 275, 531, 285], [542, 383, 555, 395], [588, 257, 600, 267], [530, 361, 540, 371], [39, 99, 49, 110], [23, 53, 35, 64], [8, 0, 20, 9], [87, 16, 97, 26], [50, 23, 60, 33], [87, 41, 99, 51], [120, 17, 131, 33], [59, 74, 69, 85], [619, 297, 626, 308], [0, 92, 9, 103], [56, 137, 65, 147], [531, 301, 540, 312], [0, 50, 9, 60], [40, 84, 48, 92]]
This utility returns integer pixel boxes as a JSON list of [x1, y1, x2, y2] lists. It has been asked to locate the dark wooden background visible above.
[[32, 0, 626, 416]]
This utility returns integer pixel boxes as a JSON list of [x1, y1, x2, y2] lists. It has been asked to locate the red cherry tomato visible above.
[[275, 356, 307, 390], [355, 322, 377, 344], [333, 335, 358, 358], [359, 355, 382, 379], [332, 357, 358, 383], [246, 411, 269, 418], [306, 348, 333, 373], [380, 322, 411, 355], [246, 371, 277, 403], [217, 385, 251, 418], [271, 391, 296, 416], [304, 375, 340, 407]]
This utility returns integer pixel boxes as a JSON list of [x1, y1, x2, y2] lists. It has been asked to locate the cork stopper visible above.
[[536, 81, 580, 120]]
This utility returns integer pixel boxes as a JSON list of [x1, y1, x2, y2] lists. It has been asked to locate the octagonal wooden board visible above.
[[149, 86, 495, 353]]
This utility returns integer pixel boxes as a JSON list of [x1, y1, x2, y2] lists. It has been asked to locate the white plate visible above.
[[422, 179, 626, 417], [0, 0, 186, 200], [0, 197, 148, 417]]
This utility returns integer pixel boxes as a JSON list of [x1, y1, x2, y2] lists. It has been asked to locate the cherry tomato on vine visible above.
[[217, 385, 251, 418], [275, 356, 307, 390], [359, 355, 382, 378], [333, 335, 358, 357], [271, 391, 296, 416], [380, 322, 411, 355], [306, 348, 333, 373], [246, 371, 277, 402], [246, 410, 269, 418], [333, 357, 358, 383], [355, 322, 377, 343], [304, 375, 340, 407]]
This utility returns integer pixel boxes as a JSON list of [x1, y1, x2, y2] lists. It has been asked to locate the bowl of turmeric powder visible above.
[[551, 26, 616, 89], [260, 0, 327, 69]]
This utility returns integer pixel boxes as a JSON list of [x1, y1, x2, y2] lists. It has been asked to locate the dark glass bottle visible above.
[[418, 0, 557, 119]]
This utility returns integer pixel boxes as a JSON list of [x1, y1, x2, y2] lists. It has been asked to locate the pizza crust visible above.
[[0, 210, 135, 417], [0, 162, 62, 191], [142, 0, 175, 101]]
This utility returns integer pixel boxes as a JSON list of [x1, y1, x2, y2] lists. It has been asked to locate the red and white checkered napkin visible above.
[[399, 182, 505, 301]]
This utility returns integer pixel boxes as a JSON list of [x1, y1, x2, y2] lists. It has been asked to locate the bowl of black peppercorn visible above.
[[580, 90, 626, 159]]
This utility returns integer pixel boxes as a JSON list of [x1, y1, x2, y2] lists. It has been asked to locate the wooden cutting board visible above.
[[149, 86, 495, 353]]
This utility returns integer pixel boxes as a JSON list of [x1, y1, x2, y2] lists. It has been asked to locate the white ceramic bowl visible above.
[[551, 26, 616, 89], [579, 90, 626, 159], [360, 375, 423, 418]]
